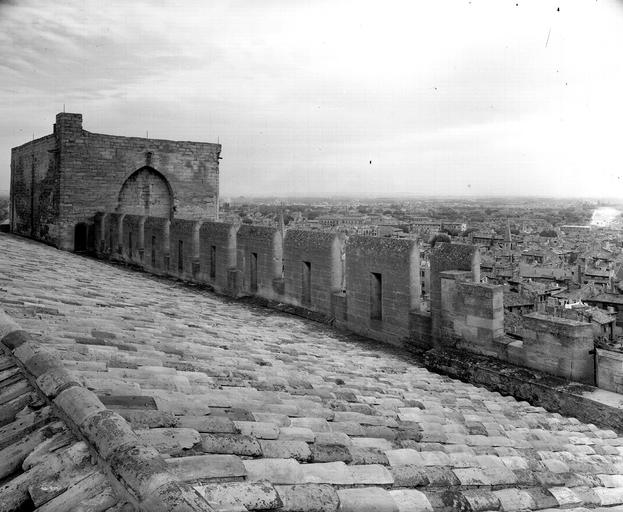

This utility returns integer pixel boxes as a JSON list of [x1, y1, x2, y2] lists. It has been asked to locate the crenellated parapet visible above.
[[343, 236, 420, 345], [91, 212, 601, 388], [283, 230, 344, 316]]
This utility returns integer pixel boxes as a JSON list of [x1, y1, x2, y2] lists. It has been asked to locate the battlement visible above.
[[92, 211, 601, 387]]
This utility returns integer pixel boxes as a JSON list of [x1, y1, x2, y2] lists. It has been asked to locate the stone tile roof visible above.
[[0, 345, 125, 511], [2, 232, 623, 511]]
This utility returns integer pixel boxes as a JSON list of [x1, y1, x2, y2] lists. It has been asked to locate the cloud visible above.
[[1, 0, 623, 198]]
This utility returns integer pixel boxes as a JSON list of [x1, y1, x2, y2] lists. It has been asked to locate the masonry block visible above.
[[521, 313, 594, 384], [430, 243, 480, 343], [236, 225, 283, 300], [144, 217, 170, 275], [169, 219, 201, 280], [344, 236, 420, 346], [198, 222, 238, 293], [283, 230, 345, 316]]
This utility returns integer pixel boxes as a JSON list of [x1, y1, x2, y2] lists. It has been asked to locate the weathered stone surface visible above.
[[300, 462, 354, 485], [54, 386, 106, 426], [458, 490, 502, 512], [493, 489, 537, 511], [389, 489, 434, 512], [194, 481, 282, 510], [81, 410, 139, 459], [139, 481, 215, 512], [201, 433, 262, 456], [336, 487, 399, 512], [234, 421, 280, 440], [348, 464, 394, 486], [310, 442, 352, 463], [0, 406, 52, 451], [279, 427, 315, 442], [21, 426, 74, 470], [259, 440, 311, 461], [136, 428, 200, 455], [244, 458, 302, 484], [0, 310, 21, 340], [108, 443, 173, 498], [117, 409, 177, 429], [274, 484, 339, 512], [166, 454, 246, 482], [29, 467, 99, 507], [0, 378, 31, 405], [36, 367, 80, 398], [178, 415, 238, 433], [0, 421, 63, 480], [385, 449, 424, 467]]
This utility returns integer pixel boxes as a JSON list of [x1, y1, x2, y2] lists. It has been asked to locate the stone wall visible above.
[[409, 311, 433, 350], [236, 225, 283, 300], [596, 348, 623, 393], [10, 134, 59, 245], [343, 236, 420, 345], [108, 213, 125, 261], [425, 347, 623, 433], [11, 112, 221, 251], [93, 212, 109, 256], [521, 313, 594, 385], [122, 214, 146, 265], [90, 216, 606, 392], [283, 230, 344, 316], [198, 222, 238, 293], [439, 271, 504, 356], [169, 219, 201, 281], [143, 217, 170, 275], [430, 243, 480, 343]]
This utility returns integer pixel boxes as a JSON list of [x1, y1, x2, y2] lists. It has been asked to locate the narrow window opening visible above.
[[128, 231, 133, 256], [74, 223, 88, 252], [178, 240, 184, 272], [210, 245, 216, 279], [151, 236, 156, 267], [370, 272, 383, 321], [302, 261, 311, 305], [250, 252, 258, 292]]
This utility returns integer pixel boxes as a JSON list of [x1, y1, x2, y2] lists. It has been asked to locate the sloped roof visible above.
[[2, 233, 623, 511], [586, 292, 623, 305]]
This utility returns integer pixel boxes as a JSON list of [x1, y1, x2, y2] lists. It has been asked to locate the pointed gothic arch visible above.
[[117, 167, 174, 219]]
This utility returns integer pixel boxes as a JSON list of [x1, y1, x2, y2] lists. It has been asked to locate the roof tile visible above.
[[337, 487, 398, 512], [201, 433, 262, 457]]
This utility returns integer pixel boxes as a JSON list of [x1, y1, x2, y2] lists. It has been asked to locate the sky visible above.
[[1, 0, 623, 199]]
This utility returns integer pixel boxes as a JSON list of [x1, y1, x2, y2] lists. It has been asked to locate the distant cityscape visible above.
[[217, 196, 623, 352]]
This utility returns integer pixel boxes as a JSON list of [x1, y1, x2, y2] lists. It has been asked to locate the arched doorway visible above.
[[117, 167, 173, 218], [74, 223, 88, 252]]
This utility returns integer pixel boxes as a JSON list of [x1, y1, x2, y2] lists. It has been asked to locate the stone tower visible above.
[[10, 113, 221, 251]]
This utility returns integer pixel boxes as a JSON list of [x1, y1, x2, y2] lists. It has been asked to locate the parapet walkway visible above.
[[2, 232, 623, 512]]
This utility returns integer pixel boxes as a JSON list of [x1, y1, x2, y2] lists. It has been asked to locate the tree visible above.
[[441, 227, 459, 237], [539, 229, 558, 238], [429, 233, 451, 247]]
